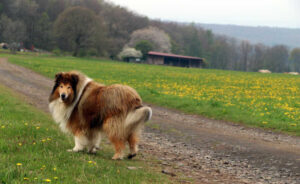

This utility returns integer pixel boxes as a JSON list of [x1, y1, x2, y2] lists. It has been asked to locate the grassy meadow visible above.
[[1, 52, 300, 135], [0, 84, 169, 183]]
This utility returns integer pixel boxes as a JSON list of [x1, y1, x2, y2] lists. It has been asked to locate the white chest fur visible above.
[[49, 100, 72, 133]]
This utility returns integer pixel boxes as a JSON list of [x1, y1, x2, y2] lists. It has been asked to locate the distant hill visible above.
[[198, 23, 300, 48]]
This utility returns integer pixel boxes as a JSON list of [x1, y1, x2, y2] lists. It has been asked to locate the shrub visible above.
[[52, 48, 62, 56]]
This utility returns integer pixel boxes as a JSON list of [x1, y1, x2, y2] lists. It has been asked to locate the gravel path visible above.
[[0, 58, 300, 183]]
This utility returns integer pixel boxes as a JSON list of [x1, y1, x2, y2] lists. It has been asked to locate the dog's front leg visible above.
[[67, 135, 87, 152], [87, 132, 102, 154]]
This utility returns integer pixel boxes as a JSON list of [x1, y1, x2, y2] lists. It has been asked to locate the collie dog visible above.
[[48, 71, 152, 160]]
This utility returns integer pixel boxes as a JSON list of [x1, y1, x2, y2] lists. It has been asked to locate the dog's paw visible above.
[[87, 148, 98, 154], [94, 146, 101, 151], [112, 154, 124, 160], [67, 148, 82, 152], [127, 153, 137, 159], [67, 149, 74, 152]]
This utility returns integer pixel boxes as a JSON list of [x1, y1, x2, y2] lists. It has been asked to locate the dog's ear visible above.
[[70, 74, 79, 101], [50, 72, 63, 101], [71, 74, 79, 86], [55, 72, 63, 82]]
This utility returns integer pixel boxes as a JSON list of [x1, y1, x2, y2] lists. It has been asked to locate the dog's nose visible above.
[[61, 94, 66, 100]]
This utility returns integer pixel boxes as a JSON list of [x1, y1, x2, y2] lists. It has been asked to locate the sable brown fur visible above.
[[49, 71, 152, 159]]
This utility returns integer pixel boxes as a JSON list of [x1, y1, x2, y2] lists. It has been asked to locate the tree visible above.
[[118, 47, 142, 61], [99, 3, 149, 59], [210, 36, 231, 69], [128, 26, 171, 53], [183, 24, 203, 57], [54, 6, 107, 56], [33, 12, 53, 50], [135, 40, 153, 60], [252, 44, 267, 71], [44, 0, 67, 21], [0, 3, 3, 15], [290, 48, 300, 72], [67, 0, 102, 13], [265, 45, 289, 72], [225, 37, 239, 70], [0, 15, 11, 41], [240, 41, 253, 71], [9, 0, 38, 48], [2, 18, 27, 53]]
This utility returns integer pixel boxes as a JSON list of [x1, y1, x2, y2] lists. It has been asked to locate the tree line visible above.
[[0, 0, 299, 72]]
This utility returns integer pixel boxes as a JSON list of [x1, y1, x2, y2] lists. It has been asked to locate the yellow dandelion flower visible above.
[[33, 142, 36, 145], [42, 139, 46, 142], [262, 121, 268, 124], [36, 126, 40, 130], [18, 143, 22, 146], [53, 177, 58, 180], [16, 163, 22, 166], [44, 179, 51, 182], [24, 177, 29, 180], [290, 123, 297, 126], [47, 138, 51, 141], [34, 177, 37, 180], [88, 161, 93, 164], [53, 167, 56, 171], [24, 123, 28, 126], [1, 125, 5, 129]]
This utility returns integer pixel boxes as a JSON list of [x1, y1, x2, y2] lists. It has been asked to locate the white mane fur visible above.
[[49, 74, 92, 133]]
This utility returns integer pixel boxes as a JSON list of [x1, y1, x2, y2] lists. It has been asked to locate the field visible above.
[[0, 84, 169, 183], [1, 52, 300, 135]]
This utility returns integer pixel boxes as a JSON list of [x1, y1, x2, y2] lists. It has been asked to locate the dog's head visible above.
[[49, 72, 79, 104]]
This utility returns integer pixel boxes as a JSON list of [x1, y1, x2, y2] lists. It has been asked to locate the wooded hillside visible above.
[[0, 0, 299, 72]]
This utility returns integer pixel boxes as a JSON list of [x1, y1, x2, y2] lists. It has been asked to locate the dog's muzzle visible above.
[[61, 93, 66, 100]]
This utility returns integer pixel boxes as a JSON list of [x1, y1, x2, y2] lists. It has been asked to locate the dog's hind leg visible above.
[[102, 117, 126, 159], [125, 106, 152, 159], [127, 132, 139, 159], [110, 136, 125, 160]]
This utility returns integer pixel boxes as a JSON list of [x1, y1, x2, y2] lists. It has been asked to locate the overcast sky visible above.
[[108, 0, 300, 28]]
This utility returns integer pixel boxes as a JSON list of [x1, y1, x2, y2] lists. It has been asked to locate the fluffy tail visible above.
[[125, 106, 152, 129]]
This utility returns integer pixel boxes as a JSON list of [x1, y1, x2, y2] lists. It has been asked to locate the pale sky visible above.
[[108, 0, 300, 28]]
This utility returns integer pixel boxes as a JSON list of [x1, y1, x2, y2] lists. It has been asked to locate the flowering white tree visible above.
[[128, 26, 171, 53], [118, 47, 142, 60]]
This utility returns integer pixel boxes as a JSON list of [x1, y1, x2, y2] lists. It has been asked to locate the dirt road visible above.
[[0, 58, 299, 183]]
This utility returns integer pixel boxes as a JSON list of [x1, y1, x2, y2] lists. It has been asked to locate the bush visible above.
[[52, 48, 62, 56], [77, 49, 87, 57], [87, 48, 98, 56]]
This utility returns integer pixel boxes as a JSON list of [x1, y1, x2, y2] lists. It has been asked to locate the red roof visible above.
[[148, 51, 203, 60]]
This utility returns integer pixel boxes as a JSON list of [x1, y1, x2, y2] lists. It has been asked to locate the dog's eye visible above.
[[67, 86, 71, 89], [60, 86, 63, 88]]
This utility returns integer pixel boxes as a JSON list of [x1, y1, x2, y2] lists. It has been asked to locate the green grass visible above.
[[1, 52, 300, 136], [0, 84, 169, 183]]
